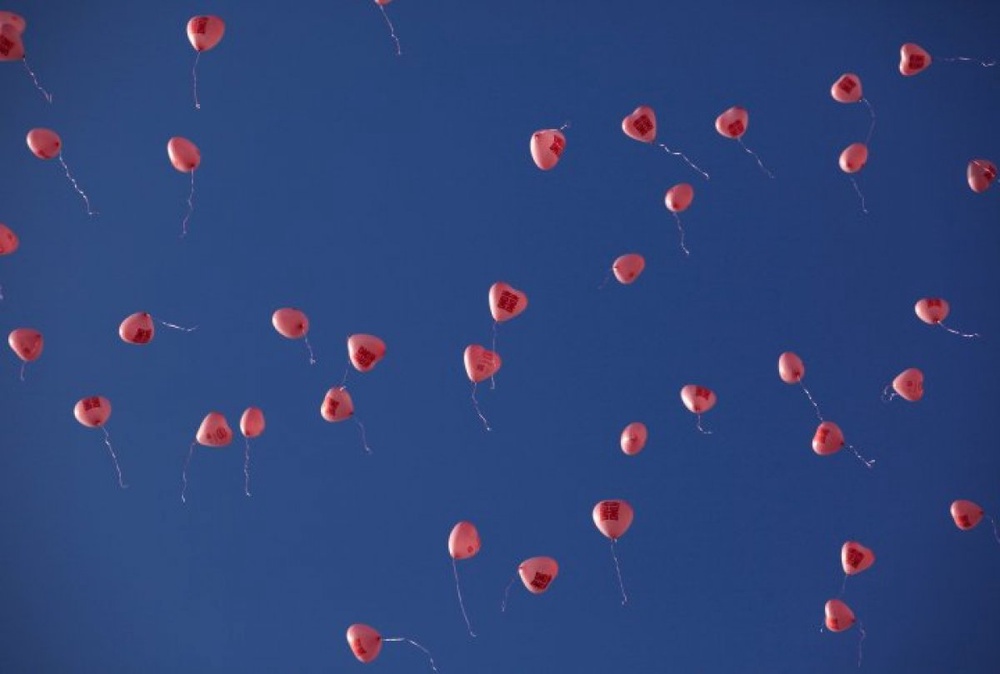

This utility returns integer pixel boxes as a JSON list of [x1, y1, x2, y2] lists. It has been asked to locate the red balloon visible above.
[[348, 334, 386, 372], [186, 16, 225, 52], [167, 137, 200, 173], [7, 328, 43, 362], [271, 308, 309, 339], [346, 623, 383, 663], [715, 106, 748, 139], [448, 521, 481, 560], [489, 282, 528, 322], [914, 297, 949, 324], [680, 385, 716, 414], [830, 73, 863, 104], [518, 556, 558, 594], [612, 254, 645, 284], [530, 129, 566, 170], [778, 352, 805, 384], [26, 128, 61, 160], [665, 183, 694, 213], [841, 541, 875, 575], [464, 345, 501, 383], [899, 43, 932, 76], [967, 159, 997, 194], [950, 499, 984, 530], [196, 412, 233, 447], [824, 599, 855, 632], [0, 23, 24, 61], [0, 223, 19, 255], [812, 421, 844, 456], [119, 312, 155, 345], [321, 387, 355, 422], [0, 11, 26, 35], [892, 368, 924, 402], [74, 396, 112, 428], [621, 105, 657, 143], [592, 500, 634, 540], [839, 142, 868, 174], [374, 0, 393, 5], [240, 407, 265, 438], [620, 422, 647, 455]]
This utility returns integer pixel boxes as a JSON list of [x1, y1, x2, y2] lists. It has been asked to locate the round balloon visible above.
[[167, 137, 201, 173], [715, 106, 748, 139], [530, 129, 566, 170], [592, 500, 634, 540], [74, 396, 112, 428], [680, 385, 716, 414], [824, 599, 855, 632], [778, 352, 805, 384], [0, 24, 24, 61], [622, 105, 657, 143], [899, 43, 932, 76], [346, 624, 382, 663], [612, 254, 645, 285], [321, 387, 354, 422], [950, 499, 984, 530], [892, 368, 924, 402], [518, 556, 559, 594], [620, 422, 647, 455], [914, 297, 949, 324], [841, 541, 875, 575], [0, 11, 26, 35], [240, 407, 265, 438], [489, 282, 528, 322], [119, 312, 155, 345], [812, 421, 844, 456], [272, 308, 309, 339], [196, 412, 233, 447], [665, 183, 694, 213], [186, 16, 225, 52], [448, 521, 481, 560], [464, 345, 501, 383], [7, 328, 43, 362], [830, 73, 863, 103], [839, 143, 868, 174], [967, 159, 997, 194], [0, 223, 19, 255], [348, 334, 386, 372], [26, 128, 61, 160]]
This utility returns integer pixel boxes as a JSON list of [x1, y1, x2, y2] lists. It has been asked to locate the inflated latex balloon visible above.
[[346, 624, 383, 663], [914, 297, 949, 324], [196, 412, 233, 447], [449, 521, 481, 560], [119, 312, 155, 344], [841, 541, 875, 575], [778, 352, 805, 384], [375, 0, 393, 4], [967, 159, 997, 193], [8, 327, 43, 361], [240, 407, 265, 438], [593, 500, 634, 540], [272, 308, 309, 339], [839, 143, 868, 173], [464, 345, 501, 383], [321, 387, 355, 422], [0, 11, 26, 34], [489, 282, 528, 322], [680, 385, 716, 414], [518, 556, 559, 594], [167, 137, 200, 172], [612, 254, 645, 284], [665, 183, 694, 212], [186, 16, 225, 51], [74, 396, 112, 427], [892, 368, 924, 402], [0, 223, 19, 255], [622, 106, 657, 142], [530, 129, 566, 170], [26, 127, 60, 159], [348, 334, 386, 372], [812, 421, 844, 456], [950, 500, 984, 530], [0, 23, 23, 60], [899, 43, 932, 76], [715, 106, 748, 139], [620, 422, 647, 455], [824, 599, 855, 632], [830, 73, 863, 103]]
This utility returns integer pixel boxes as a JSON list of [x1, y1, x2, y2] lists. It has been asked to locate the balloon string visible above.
[[939, 322, 980, 339], [243, 437, 252, 497], [610, 539, 629, 606], [597, 269, 612, 290], [471, 382, 491, 431], [192, 51, 202, 110], [695, 414, 713, 435], [880, 385, 897, 403], [671, 212, 691, 257], [500, 576, 515, 612], [558, 121, 572, 131], [377, 5, 402, 57], [846, 443, 875, 469], [857, 621, 867, 668], [451, 558, 477, 637], [838, 573, 848, 598], [102, 426, 128, 489], [0, 284, 4, 301], [180, 171, 195, 238], [381, 638, 437, 672], [737, 138, 774, 178], [156, 317, 198, 332], [181, 441, 195, 503], [940, 56, 997, 67], [303, 335, 317, 365], [848, 176, 868, 215], [58, 154, 97, 216], [22, 57, 52, 103], [799, 383, 824, 421], [490, 322, 498, 390], [354, 417, 372, 454], [989, 516, 1000, 545], [658, 143, 710, 180], [19, 362, 26, 382], [861, 98, 876, 145], [339, 365, 350, 387]]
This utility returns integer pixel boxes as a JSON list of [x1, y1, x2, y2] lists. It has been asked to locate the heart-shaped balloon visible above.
[[0, 11, 26, 34], [529, 129, 566, 170], [824, 598, 855, 632], [196, 412, 233, 447], [914, 297, 949, 325], [967, 159, 997, 194], [778, 352, 805, 384], [518, 556, 559, 594], [622, 105, 657, 143], [26, 128, 61, 160], [592, 500, 635, 540], [448, 521, 481, 560], [715, 106, 748, 139], [830, 73, 863, 103], [680, 385, 716, 414], [186, 15, 226, 52], [841, 541, 875, 575], [665, 183, 694, 213], [950, 499, 984, 530], [0, 223, 20, 255], [489, 282, 528, 322], [321, 387, 355, 422], [74, 396, 112, 428], [7, 328, 43, 362], [899, 43, 932, 76], [464, 345, 501, 383], [272, 308, 309, 339], [167, 136, 201, 173], [346, 624, 382, 663], [0, 24, 24, 62], [348, 334, 386, 372], [812, 421, 844, 456], [620, 422, 648, 455], [612, 254, 645, 285], [892, 368, 924, 402], [839, 142, 868, 174], [119, 312, 155, 345], [240, 407, 265, 438]]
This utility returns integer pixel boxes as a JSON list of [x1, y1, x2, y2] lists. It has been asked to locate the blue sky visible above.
[[2, 1, 999, 672]]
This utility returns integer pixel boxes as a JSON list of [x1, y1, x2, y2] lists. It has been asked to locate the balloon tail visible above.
[[181, 441, 195, 503], [19, 362, 26, 382], [377, 5, 402, 56], [0, 285, 4, 301], [191, 51, 202, 110], [156, 317, 198, 332], [500, 576, 515, 612], [381, 637, 437, 672], [354, 417, 372, 454], [880, 385, 897, 403], [452, 558, 477, 637], [989, 516, 1000, 545], [940, 56, 997, 67], [847, 443, 875, 469], [939, 322, 980, 339], [471, 382, 491, 431], [180, 171, 195, 238], [22, 57, 52, 103], [857, 621, 867, 668], [838, 573, 848, 598], [659, 143, 710, 180], [339, 365, 350, 387], [737, 138, 774, 178], [848, 176, 868, 214], [102, 426, 128, 489], [861, 98, 876, 144], [799, 383, 824, 421], [490, 321, 498, 390], [58, 154, 97, 216], [610, 539, 629, 606], [671, 212, 691, 257], [243, 437, 252, 497], [303, 335, 317, 365], [695, 414, 713, 435]]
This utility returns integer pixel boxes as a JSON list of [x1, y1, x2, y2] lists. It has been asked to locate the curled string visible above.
[[881, 384, 897, 403], [857, 621, 867, 668], [377, 5, 402, 56], [58, 154, 97, 216], [989, 515, 1000, 545], [191, 51, 202, 110], [848, 176, 868, 214], [938, 322, 981, 339], [799, 383, 824, 421], [451, 558, 477, 637], [471, 382, 491, 431], [381, 638, 437, 672], [940, 56, 997, 67], [671, 212, 691, 257], [180, 171, 195, 238], [610, 539, 629, 606], [303, 335, 317, 365], [695, 414, 713, 435], [243, 437, 252, 497], [156, 317, 198, 332], [354, 417, 373, 454], [846, 443, 875, 469], [500, 576, 515, 612], [737, 138, 774, 178], [22, 57, 52, 103], [181, 441, 195, 503], [658, 143, 710, 180], [860, 98, 876, 144], [102, 426, 128, 489], [490, 321, 498, 390]]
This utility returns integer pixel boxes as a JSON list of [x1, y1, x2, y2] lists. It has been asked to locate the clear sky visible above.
[[2, 1, 999, 672]]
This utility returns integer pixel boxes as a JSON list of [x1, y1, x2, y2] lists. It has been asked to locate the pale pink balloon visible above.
[[899, 43, 932, 76], [612, 254, 645, 285], [448, 521, 481, 560], [348, 334, 386, 372], [812, 421, 844, 456], [665, 183, 694, 213], [824, 599, 855, 632], [530, 129, 566, 170], [321, 387, 354, 422], [167, 137, 201, 173], [841, 541, 875, 575], [0, 223, 19, 255], [830, 73, 863, 103], [196, 412, 233, 447], [839, 142, 868, 174], [186, 16, 225, 52], [26, 128, 61, 160], [0, 11, 26, 35], [464, 345, 501, 383], [680, 385, 716, 414], [621, 105, 657, 143], [892, 368, 924, 402], [489, 282, 528, 322], [620, 422, 647, 455], [271, 308, 309, 339], [119, 312, 155, 345], [374, 0, 393, 5], [592, 500, 634, 540], [240, 407, 265, 438], [74, 396, 112, 428], [346, 623, 382, 663], [950, 499, 984, 530], [0, 24, 24, 61], [778, 352, 805, 384], [967, 159, 997, 194], [7, 328, 43, 362], [715, 106, 748, 139], [518, 556, 559, 594], [914, 297, 949, 324]]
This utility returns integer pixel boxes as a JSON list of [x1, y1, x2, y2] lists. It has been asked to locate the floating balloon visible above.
[[239, 407, 265, 497], [489, 282, 528, 323], [1, 22, 51, 102], [839, 143, 868, 174], [26, 128, 95, 214], [680, 384, 716, 433], [620, 422, 647, 455], [0, 11, 26, 34], [715, 105, 773, 177], [464, 345, 500, 431], [967, 159, 997, 193], [593, 500, 633, 605], [611, 254, 645, 285], [899, 43, 932, 76], [8, 327, 42, 379], [890, 368, 924, 402], [841, 541, 875, 575], [321, 387, 371, 453], [372, 0, 402, 56], [167, 137, 200, 236], [118, 311, 197, 345], [950, 500, 985, 531], [74, 396, 127, 489], [181, 412, 233, 502], [0, 222, 18, 255], [348, 334, 386, 372], [622, 105, 709, 178], [530, 128, 566, 170], [824, 599, 855, 632], [778, 351, 804, 384], [813, 421, 874, 468], [914, 297, 979, 338], [346, 623, 437, 671], [665, 183, 694, 256], [831, 74, 876, 145], [448, 521, 481, 637], [272, 308, 316, 363], [518, 556, 559, 594], [186, 15, 225, 109]]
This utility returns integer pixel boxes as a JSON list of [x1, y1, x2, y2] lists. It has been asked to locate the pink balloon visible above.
[[0, 11, 26, 35], [839, 142, 868, 174], [612, 254, 645, 284], [824, 599, 855, 632], [950, 499, 984, 530], [518, 556, 559, 594], [271, 308, 309, 339], [592, 500, 634, 540], [0, 223, 19, 255], [167, 137, 201, 173], [778, 352, 805, 384], [812, 421, 844, 456], [665, 183, 694, 213], [464, 345, 501, 383], [240, 407, 265, 438], [26, 128, 61, 160], [530, 129, 566, 170], [346, 623, 383, 663], [74, 396, 112, 428], [841, 541, 875, 575], [680, 385, 716, 414], [196, 412, 233, 447], [186, 16, 225, 52], [715, 106, 748, 139], [967, 159, 997, 193], [119, 312, 155, 345], [620, 422, 647, 455], [7, 328, 43, 362], [489, 282, 528, 322], [622, 105, 657, 143], [348, 334, 386, 372], [830, 73, 863, 103], [448, 521, 481, 560], [0, 23, 23, 61], [899, 43, 932, 76], [892, 368, 924, 402], [914, 297, 949, 325], [321, 387, 355, 422], [374, 0, 393, 5]]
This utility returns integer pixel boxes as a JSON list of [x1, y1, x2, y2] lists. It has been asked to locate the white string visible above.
[[381, 637, 437, 672], [860, 98, 876, 145], [451, 558, 477, 637], [22, 57, 52, 103], [102, 426, 128, 489], [695, 414, 713, 434], [377, 5, 401, 56], [243, 437, 252, 497], [671, 212, 691, 257], [191, 51, 202, 110], [181, 442, 195, 503], [799, 383, 824, 421], [658, 143, 710, 180], [610, 539, 628, 606], [848, 176, 868, 214], [938, 322, 980, 339], [58, 154, 97, 216], [471, 382, 491, 431], [500, 576, 516, 612], [737, 138, 774, 178]]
